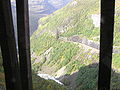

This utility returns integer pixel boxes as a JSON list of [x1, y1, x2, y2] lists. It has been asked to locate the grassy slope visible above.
[[31, 0, 100, 70], [30, 0, 120, 89], [33, 0, 100, 40], [31, 0, 120, 71]]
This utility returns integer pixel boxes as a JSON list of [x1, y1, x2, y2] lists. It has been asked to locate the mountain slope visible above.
[[0, 54, 68, 90], [11, 0, 72, 35], [31, 0, 120, 89]]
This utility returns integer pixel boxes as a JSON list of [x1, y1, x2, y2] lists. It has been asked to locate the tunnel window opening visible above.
[[0, 0, 119, 90]]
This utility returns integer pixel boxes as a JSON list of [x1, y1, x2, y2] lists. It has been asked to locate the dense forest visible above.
[[0, 0, 120, 90]]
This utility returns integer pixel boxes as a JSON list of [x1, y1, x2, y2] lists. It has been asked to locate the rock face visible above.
[[69, 35, 100, 49], [68, 35, 120, 53]]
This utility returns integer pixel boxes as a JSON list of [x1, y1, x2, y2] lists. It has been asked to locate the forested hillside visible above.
[[31, 0, 120, 89], [0, 51, 68, 90]]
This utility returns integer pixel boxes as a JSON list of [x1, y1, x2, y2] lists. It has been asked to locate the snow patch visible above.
[[37, 74, 64, 85], [91, 14, 100, 27], [71, 1, 78, 6]]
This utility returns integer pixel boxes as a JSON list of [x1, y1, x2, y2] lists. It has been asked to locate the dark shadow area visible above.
[[57, 63, 120, 90]]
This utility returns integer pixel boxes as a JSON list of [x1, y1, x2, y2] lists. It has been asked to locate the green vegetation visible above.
[[31, 0, 120, 89], [76, 64, 98, 90], [112, 53, 120, 69], [76, 64, 120, 90], [0, 52, 68, 90]]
